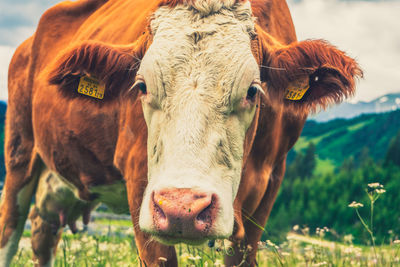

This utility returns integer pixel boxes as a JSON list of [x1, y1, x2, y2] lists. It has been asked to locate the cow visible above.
[[0, 0, 362, 266]]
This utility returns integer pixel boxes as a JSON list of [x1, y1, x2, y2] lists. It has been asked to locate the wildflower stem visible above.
[[355, 209, 372, 236], [370, 199, 378, 264], [271, 246, 284, 267], [370, 198, 375, 245]]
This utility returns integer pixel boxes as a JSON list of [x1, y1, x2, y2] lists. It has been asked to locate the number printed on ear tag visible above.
[[77, 76, 105, 99], [284, 79, 310, 101]]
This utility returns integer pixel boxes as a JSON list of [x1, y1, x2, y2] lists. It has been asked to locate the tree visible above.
[[301, 142, 316, 178], [285, 142, 316, 180], [340, 156, 355, 173], [384, 130, 400, 167]]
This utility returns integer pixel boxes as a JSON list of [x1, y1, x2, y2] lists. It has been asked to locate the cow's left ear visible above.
[[48, 33, 150, 101], [259, 36, 363, 111]]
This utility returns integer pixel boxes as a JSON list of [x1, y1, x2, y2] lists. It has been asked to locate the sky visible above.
[[0, 0, 399, 102]]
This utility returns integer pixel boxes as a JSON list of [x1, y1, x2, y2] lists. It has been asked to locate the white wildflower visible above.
[[348, 201, 364, 208], [188, 255, 201, 261], [158, 257, 167, 262], [312, 262, 328, 267], [98, 242, 108, 251], [214, 259, 224, 266], [302, 227, 310, 235], [376, 189, 386, 194], [368, 183, 383, 189], [343, 234, 354, 244]]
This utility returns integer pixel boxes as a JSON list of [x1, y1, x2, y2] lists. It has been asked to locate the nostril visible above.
[[154, 201, 166, 220], [195, 194, 217, 230], [196, 203, 212, 223], [193, 193, 207, 200], [152, 192, 166, 221]]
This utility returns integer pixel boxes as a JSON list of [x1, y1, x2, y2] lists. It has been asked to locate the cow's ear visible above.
[[48, 34, 150, 101], [260, 36, 363, 112]]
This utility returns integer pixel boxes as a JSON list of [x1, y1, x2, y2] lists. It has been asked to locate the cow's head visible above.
[[49, 0, 361, 245]]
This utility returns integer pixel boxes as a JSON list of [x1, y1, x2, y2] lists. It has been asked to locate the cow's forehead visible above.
[[138, 0, 259, 102], [151, 0, 255, 34]]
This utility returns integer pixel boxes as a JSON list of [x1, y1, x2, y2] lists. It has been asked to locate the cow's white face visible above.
[[138, 0, 260, 244]]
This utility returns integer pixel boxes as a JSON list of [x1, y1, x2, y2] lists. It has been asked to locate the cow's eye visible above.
[[137, 81, 147, 94], [247, 86, 258, 100], [130, 76, 147, 94], [246, 80, 262, 101]]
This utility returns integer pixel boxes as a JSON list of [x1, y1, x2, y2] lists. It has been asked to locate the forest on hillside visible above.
[[268, 130, 400, 245]]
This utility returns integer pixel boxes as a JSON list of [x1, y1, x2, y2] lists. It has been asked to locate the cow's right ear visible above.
[[48, 34, 150, 101], [256, 26, 362, 112]]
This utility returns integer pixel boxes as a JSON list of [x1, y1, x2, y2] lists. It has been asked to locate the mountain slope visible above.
[[311, 93, 400, 122], [294, 109, 400, 167]]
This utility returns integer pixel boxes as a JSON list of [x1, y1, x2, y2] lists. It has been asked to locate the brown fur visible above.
[[48, 33, 151, 101], [265, 39, 363, 112], [159, 0, 245, 8], [1, 0, 361, 266]]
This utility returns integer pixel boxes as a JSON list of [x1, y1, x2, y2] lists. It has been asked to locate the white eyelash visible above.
[[129, 75, 145, 92], [251, 79, 265, 96]]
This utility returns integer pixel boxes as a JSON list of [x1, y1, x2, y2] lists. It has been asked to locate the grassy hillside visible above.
[[268, 110, 400, 245], [292, 109, 400, 169]]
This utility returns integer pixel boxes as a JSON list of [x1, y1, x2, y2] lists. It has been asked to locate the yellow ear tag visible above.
[[284, 78, 310, 101], [77, 76, 105, 99]]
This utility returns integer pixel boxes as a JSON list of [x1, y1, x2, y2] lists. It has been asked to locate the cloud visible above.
[[287, 0, 400, 102], [0, 0, 59, 100], [0, 0, 399, 102], [0, 46, 15, 100], [0, 0, 60, 46]]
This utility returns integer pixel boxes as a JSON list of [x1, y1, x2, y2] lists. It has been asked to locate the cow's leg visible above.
[[0, 154, 42, 267], [126, 179, 178, 267], [0, 116, 42, 266], [29, 207, 63, 267], [225, 163, 286, 267], [0, 36, 41, 266]]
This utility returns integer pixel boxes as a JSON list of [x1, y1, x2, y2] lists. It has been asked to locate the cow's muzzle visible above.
[[151, 188, 218, 241]]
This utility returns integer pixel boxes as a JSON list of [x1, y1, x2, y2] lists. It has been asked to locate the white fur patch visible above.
[[41, 254, 54, 267], [0, 177, 38, 267], [138, 1, 259, 240], [0, 232, 19, 267]]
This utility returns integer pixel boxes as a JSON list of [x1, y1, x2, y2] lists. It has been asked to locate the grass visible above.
[[94, 218, 133, 227], [10, 183, 400, 266], [314, 157, 336, 175], [347, 119, 374, 132], [10, 230, 400, 266], [12, 233, 140, 266]]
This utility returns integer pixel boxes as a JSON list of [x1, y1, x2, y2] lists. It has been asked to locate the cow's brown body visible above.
[[0, 0, 361, 266]]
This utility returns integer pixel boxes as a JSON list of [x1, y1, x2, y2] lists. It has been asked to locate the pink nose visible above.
[[151, 188, 217, 237]]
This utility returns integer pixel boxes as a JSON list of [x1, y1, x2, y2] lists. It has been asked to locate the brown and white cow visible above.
[[0, 0, 361, 266]]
